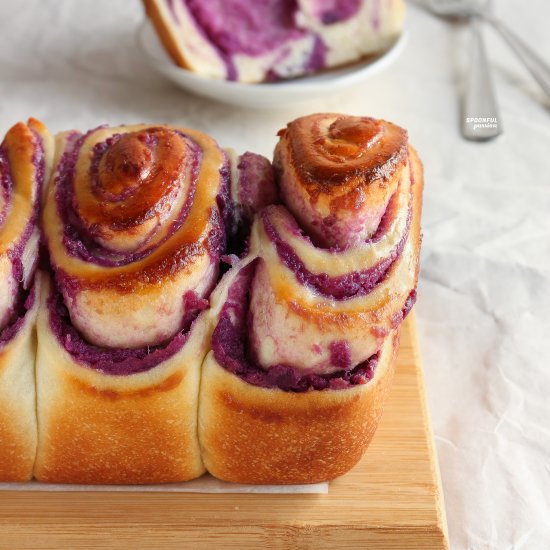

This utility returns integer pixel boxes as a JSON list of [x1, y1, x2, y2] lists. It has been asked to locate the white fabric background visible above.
[[1, 1, 549, 548]]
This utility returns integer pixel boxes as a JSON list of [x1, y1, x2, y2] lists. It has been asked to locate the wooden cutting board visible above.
[[0, 313, 449, 549]]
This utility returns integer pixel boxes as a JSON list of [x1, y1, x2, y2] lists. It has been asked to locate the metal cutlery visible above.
[[428, 0, 501, 140], [428, 0, 550, 98]]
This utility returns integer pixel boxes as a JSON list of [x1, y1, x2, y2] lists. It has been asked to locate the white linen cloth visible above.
[[0, 1, 549, 547]]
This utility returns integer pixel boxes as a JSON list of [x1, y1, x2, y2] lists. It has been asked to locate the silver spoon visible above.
[[462, 15, 501, 140], [428, 0, 501, 140], [428, 0, 550, 98]]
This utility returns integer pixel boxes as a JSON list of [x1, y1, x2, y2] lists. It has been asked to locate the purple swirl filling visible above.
[[227, 152, 278, 256], [186, 0, 305, 57], [401, 289, 416, 319], [172, 0, 328, 80], [236, 152, 278, 221], [261, 198, 411, 300], [48, 283, 207, 376], [0, 284, 36, 347], [212, 261, 379, 392], [315, 0, 361, 24], [46, 126, 232, 366], [0, 130, 44, 285]]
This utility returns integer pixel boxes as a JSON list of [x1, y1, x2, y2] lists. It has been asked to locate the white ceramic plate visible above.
[[138, 21, 407, 109]]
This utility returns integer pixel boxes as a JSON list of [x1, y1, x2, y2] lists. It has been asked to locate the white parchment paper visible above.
[[0, 476, 328, 494], [0, 1, 549, 547]]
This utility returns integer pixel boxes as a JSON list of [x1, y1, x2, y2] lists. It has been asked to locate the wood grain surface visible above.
[[0, 313, 449, 549]]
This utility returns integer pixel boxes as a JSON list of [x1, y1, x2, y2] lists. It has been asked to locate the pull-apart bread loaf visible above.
[[0, 113, 422, 484]]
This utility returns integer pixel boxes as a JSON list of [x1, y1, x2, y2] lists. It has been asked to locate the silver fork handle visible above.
[[483, 14, 550, 98], [463, 17, 501, 141]]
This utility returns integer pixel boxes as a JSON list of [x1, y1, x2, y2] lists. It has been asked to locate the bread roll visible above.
[[199, 114, 423, 483], [34, 123, 251, 483], [0, 119, 53, 481]]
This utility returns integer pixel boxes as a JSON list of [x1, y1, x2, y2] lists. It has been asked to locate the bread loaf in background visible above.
[[143, 0, 405, 83]]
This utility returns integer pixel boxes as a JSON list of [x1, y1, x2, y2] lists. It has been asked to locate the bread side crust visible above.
[[198, 330, 399, 484], [142, 0, 192, 70], [409, 143, 424, 275], [0, 278, 39, 482], [34, 276, 209, 484]]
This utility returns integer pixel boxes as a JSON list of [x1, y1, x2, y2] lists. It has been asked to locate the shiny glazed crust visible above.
[[42, 123, 226, 349], [274, 113, 409, 248], [0, 279, 40, 482], [34, 277, 208, 484], [198, 330, 399, 484], [0, 119, 53, 258]]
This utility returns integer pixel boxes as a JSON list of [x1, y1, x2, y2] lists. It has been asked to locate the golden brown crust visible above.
[[78, 128, 190, 232], [198, 331, 399, 484], [0, 121, 44, 256], [0, 280, 39, 482], [274, 113, 410, 249], [43, 124, 225, 289], [142, 0, 192, 70], [0, 413, 34, 482], [276, 114, 407, 214], [283, 114, 408, 188], [34, 277, 207, 484]]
